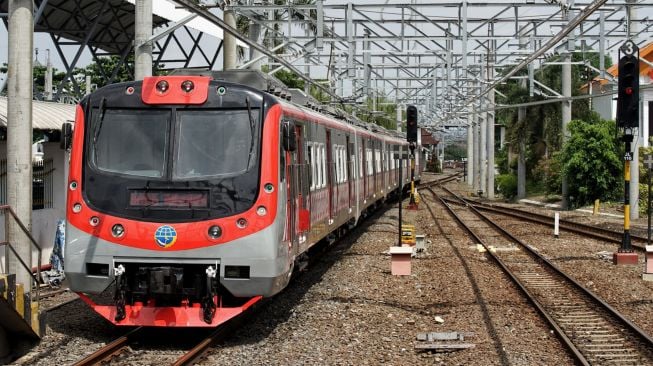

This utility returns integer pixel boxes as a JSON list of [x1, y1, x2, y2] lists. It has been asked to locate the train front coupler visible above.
[[202, 265, 218, 324], [113, 264, 127, 322]]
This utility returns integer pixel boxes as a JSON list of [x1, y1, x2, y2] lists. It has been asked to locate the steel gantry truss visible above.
[[174, 0, 651, 129], [175, 0, 651, 203], [1, 0, 226, 101]]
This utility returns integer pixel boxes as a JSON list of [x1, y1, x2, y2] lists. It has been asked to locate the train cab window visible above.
[[91, 109, 169, 178], [174, 109, 258, 179]]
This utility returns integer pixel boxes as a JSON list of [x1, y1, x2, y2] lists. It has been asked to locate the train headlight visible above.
[[208, 225, 222, 239], [236, 218, 248, 229], [181, 80, 194, 93], [156, 80, 169, 93], [256, 206, 267, 216], [111, 224, 125, 238], [72, 203, 82, 213]]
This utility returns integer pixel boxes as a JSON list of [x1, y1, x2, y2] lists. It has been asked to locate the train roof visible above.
[[170, 68, 408, 143]]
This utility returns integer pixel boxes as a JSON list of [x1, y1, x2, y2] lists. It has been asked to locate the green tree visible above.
[[556, 117, 621, 208]]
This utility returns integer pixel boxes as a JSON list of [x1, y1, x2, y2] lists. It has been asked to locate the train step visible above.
[[0, 274, 43, 364]]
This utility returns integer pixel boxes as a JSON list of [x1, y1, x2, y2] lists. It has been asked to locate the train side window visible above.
[[334, 145, 340, 184], [316, 143, 322, 189], [308, 142, 314, 191], [321, 143, 326, 188], [366, 148, 372, 176], [358, 147, 363, 179], [341, 147, 346, 183]]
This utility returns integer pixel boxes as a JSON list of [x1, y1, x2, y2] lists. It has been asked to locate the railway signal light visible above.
[[406, 105, 418, 142], [616, 54, 639, 128]]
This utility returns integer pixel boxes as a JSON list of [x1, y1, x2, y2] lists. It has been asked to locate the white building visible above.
[[0, 96, 74, 272]]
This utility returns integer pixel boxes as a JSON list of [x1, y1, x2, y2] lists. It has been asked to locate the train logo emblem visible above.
[[154, 225, 177, 248]]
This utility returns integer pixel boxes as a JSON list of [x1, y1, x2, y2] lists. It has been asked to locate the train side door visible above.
[[326, 130, 335, 223], [346, 136, 353, 210], [287, 122, 309, 248]]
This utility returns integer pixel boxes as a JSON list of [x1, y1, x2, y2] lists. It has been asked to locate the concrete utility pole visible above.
[[45, 49, 53, 101], [467, 121, 473, 185], [473, 103, 481, 194], [135, 0, 153, 80], [396, 105, 402, 133], [223, 6, 237, 70], [479, 66, 487, 196], [517, 29, 527, 200], [7, 0, 34, 295], [561, 1, 574, 209], [486, 50, 496, 199], [248, 20, 263, 70]]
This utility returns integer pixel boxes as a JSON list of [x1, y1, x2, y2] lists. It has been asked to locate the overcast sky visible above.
[[1, 1, 650, 88]]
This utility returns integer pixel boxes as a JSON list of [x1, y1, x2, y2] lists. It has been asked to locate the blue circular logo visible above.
[[154, 225, 177, 248]]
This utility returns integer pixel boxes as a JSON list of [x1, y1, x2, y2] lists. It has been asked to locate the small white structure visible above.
[[0, 96, 75, 272]]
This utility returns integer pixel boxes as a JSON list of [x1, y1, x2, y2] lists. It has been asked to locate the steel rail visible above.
[[437, 186, 647, 251], [171, 323, 237, 366], [73, 327, 143, 366], [429, 187, 653, 358], [420, 186, 589, 364]]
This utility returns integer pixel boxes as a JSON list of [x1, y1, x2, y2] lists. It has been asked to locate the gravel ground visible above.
[[10, 171, 653, 365]]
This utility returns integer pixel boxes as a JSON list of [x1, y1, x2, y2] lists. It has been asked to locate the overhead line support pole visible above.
[[135, 0, 153, 79], [7, 0, 33, 296], [173, 0, 341, 101]]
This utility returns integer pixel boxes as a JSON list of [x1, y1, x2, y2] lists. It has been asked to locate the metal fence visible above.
[[0, 159, 55, 210]]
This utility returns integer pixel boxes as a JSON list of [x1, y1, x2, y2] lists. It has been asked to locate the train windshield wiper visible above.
[[245, 97, 256, 169], [92, 97, 107, 162]]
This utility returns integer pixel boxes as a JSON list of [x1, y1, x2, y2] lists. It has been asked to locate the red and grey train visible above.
[[64, 70, 422, 327]]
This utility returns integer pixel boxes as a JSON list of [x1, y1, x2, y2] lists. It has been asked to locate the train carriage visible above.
[[63, 70, 421, 327]]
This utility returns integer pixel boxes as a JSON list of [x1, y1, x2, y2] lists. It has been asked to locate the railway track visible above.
[[72, 327, 143, 366], [436, 184, 647, 252], [420, 186, 653, 365]]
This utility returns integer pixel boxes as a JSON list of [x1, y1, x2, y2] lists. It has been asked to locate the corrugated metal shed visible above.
[[0, 97, 75, 131]]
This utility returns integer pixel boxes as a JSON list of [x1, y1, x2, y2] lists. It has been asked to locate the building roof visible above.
[[581, 41, 653, 92], [421, 129, 438, 145], [0, 97, 75, 130], [0, 0, 242, 56]]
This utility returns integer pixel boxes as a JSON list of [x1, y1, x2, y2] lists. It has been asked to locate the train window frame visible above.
[[341, 146, 348, 183], [88, 108, 170, 179], [366, 148, 372, 176], [172, 108, 260, 180], [358, 147, 363, 179], [316, 142, 321, 190], [320, 143, 326, 189], [333, 145, 339, 184], [307, 142, 314, 191]]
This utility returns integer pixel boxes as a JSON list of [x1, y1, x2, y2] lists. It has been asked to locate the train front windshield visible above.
[[92, 109, 259, 180], [85, 107, 262, 222]]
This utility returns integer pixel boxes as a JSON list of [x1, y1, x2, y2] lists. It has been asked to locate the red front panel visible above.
[[67, 104, 282, 251]]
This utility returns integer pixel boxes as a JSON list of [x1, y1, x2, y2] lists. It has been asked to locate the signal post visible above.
[[614, 40, 640, 265], [407, 106, 419, 210], [390, 105, 419, 275]]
